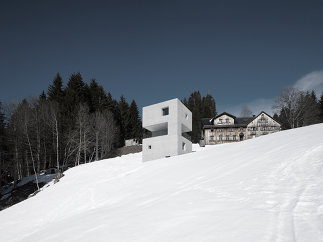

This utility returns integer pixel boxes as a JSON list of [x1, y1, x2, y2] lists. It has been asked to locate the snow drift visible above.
[[0, 124, 323, 242]]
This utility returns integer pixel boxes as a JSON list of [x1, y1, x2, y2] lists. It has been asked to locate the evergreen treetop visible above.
[[48, 73, 64, 103]]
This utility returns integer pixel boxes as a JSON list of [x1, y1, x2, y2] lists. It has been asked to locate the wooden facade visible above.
[[201, 112, 281, 145]]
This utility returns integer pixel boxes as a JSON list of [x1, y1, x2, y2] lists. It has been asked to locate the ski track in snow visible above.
[[263, 144, 323, 242], [0, 124, 323, 242]]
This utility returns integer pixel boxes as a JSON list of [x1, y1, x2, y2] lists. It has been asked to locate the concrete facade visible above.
[[142, 98, 192, 162]]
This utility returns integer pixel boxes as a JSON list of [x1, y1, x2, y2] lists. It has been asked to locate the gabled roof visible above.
[[250, 111, 281, 125], [214, 112, 236, 120], [209, 112, 236, 124], [201, 111, 281, 129]]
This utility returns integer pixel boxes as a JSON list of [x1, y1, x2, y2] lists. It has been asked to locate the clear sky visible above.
[[1, 0, 323, 115]]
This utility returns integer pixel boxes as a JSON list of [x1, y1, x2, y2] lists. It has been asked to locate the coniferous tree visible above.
[[277, 108, 291, 130], [273, 113, 279, 120], [64, 73, 88, 107], [89, 79, 107, 112], [318, 92, 323, 122], [186, 91, 203, 143], [0, 101, 8, 185], [303, 91, 320, 126], [118, 96, 130, 142], [108, 93, 123, 147], [0, 101, 5, 151], [39, 91, 47, 101], [48, 73, 64, 103], [63, 73, 89, 131], [106, 92, 117, 113], [183, 91, 217, 143], [201, 94, 217, 118], [128, 100, 142, 141]]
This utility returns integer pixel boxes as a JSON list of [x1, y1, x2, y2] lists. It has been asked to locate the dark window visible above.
[[162, 107, 169, 116], [148, 145, 151, 149], [211, 129, 214, 132], [226, 135, 229, 140], [182, 142, 186, 151]]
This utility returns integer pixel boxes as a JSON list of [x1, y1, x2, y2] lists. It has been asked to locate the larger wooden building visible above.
[[201, 111, 281, 145]]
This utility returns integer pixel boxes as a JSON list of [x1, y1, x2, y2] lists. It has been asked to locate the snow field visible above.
[[0, 124, 322, 242]]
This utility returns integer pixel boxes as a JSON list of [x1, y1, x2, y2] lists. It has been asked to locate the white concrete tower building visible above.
[[142, 98, 192, 162]]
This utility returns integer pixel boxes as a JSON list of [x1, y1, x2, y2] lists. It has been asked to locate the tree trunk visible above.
[[14, 144, 19, 188], [95, 132, 99, 161], [43, 140, 47, 170], [84, 131, 86, 163], [37, 126, 41, 174], [25, 122, 40, 191], [55, 118, 59, 170], [77, 124, 82, 166]]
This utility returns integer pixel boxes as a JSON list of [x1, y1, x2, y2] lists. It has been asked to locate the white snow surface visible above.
[[1, 124, 323, 242]]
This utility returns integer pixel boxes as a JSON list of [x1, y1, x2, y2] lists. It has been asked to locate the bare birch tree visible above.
[[48, 101, 61, 177], [273, 87, 312, 128], [74, 103, 91, 165], [21, 101, 40, 191]]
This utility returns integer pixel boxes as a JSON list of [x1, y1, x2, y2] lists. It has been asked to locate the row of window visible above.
[[217, 118, 231, 124], [260, 126, 279, 131], [210, 135, 237, 141], [210, 127, 243, 132], [257, 119, 268, 123], [248, 126, 279, 131]]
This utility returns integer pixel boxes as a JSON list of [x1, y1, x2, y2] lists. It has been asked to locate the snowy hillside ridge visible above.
[[0, 124, 323, 242]]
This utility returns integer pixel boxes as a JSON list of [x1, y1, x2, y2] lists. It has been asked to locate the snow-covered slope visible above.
[[1, 124, 323, 242]]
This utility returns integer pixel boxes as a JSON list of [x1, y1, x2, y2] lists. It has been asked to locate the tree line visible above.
[[0, 73, 142, 187], [273, 87, 323, 130], [1, 77, 321, 188]]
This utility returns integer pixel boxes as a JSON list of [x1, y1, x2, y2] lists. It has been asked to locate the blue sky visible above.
[[1, 0, 323, 116]]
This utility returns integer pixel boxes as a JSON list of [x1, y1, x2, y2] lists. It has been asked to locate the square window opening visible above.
[[162, 107, 169, 116]]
